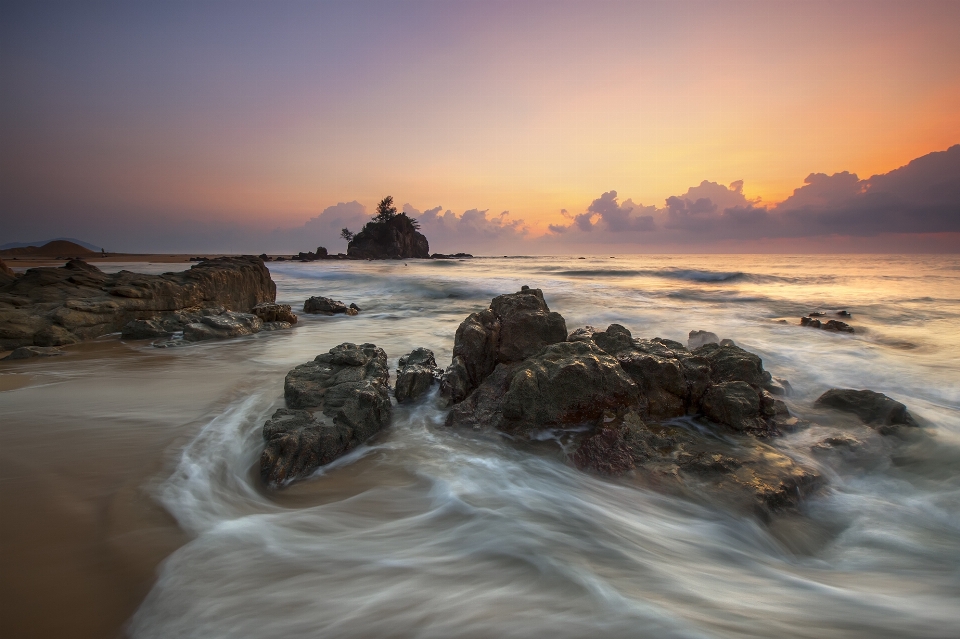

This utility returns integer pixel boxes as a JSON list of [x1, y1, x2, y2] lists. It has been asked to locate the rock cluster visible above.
[[0, 256, 277, 350], [440, 287, 814, 515], [260, 343, 392, 486], [801, 316, 854, 333], [303, 296, 360, 315]]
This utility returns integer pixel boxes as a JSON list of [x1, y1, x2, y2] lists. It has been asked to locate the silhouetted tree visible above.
[[372, 196, 398, 223], [340, 228, 354, 242]]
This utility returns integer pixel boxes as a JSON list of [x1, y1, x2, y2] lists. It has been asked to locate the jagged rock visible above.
[[261, 343, 391, 486], [303, 296, 350, 315], [439, 286, 567, 403], [815, 388, 917, 432], [251, 302, 297, 324], [2, 345, 64, 360], [394, 347, 440, 403], [0, 256, 276, 349], [688, 330, 720, 349], [347, 214, 429, 259], [572, 411, 821, 517], [183, 312, 263, 341], [446, 340, 639, 433]]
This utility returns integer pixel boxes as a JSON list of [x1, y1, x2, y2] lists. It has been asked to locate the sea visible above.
[[2, 254, 959, 639]]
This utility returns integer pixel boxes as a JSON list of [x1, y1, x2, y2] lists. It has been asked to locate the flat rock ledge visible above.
[[0, 256, 278, 350], [260, 343, 391, 486]]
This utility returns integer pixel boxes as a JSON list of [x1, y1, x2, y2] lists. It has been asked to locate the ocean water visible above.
[[5, 255, 960, 638]]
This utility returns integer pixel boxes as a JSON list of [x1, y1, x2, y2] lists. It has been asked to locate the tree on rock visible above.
[[346, 195, 430, 259], [340, 228, 354, 242], [373, 196, 398, 223]]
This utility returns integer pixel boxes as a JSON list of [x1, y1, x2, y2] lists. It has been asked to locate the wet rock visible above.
[[183, 311, 263, 341], [251, 302, 297, 324], [688, 330, 720, 350], [394, 347, 440, 403], [122, 318, 172, 340], [801, 316, 855, 333], [836, 310, 852, 317], [2, 345, 64, 360], [439, 286, 567, 403], [446, 340, 639, 433], [303, 296, 349, 315], [261, 321, 293, 331], [573, 411, 822, 517], [349, 303, 361, 313], [261, 343, 391, 486], [815, 388, 917, 432], [811, 434, 862, 453], [0, 256, 276, 349]]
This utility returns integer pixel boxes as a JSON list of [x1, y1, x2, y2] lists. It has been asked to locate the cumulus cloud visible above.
[[403, 204, 530, 253], [543, 144, 960, 249]]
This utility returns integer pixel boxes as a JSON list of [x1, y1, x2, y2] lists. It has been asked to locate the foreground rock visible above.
[[815, 388, 917, 433], [439, 286, 567, 403], [251, 302, 298, 325], [0, 256, 277, 350], [2, 346, 63, 360], [303, 296, 359, 316], [441, 288, 818, 516], [260, 343, 391, 486], [394, 348, 440, 403]]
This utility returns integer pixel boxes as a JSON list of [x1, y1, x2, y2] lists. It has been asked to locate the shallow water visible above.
[[2, 255, 959, 638]]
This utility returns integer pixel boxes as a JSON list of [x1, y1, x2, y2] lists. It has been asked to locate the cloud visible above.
[[543, 144, 960, 249], [403, 204, 530, 253]]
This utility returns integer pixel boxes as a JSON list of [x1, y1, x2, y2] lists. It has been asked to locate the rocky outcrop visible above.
[[183, 311, 263, 341], [439, 286, 567, 403], [814, 388, 917, 433], [440, 288, 817, 515], [303, 296, 359, 316], [260, 343, 392, 486], [347, 214, 429, 259], [0, 256, 277, 350], [394, 348, 440, 403]]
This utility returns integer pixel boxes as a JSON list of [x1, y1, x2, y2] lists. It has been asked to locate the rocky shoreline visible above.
[[257, 285, 921, 520], [0, 256, 279, 350]]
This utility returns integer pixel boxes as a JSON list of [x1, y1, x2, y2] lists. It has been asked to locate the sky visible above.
[[1, 0, 958, 254]]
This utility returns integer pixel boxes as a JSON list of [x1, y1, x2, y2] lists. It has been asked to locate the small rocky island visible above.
[[0, 256, 282, 350], [259, 285, 920, 520], [343, 196, 430, 259]]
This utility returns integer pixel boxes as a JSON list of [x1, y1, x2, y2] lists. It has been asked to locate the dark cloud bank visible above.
[[3, 145, 957, 254]]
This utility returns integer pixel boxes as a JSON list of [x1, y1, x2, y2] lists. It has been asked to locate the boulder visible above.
[[261, 343, 392, 486], [688, 330, 720, 350], [2, 345, 64, 360], [0, 256, 276, 350], [183, 312, 263, 341], [446, 340, 639, 433], [814, 388, 917, 432], [801, 317, 855, 333], [252, 302, 298, 324], [394, 347, 440, 403], [303, 296, 348, 315], [439, 286, 567, 403]]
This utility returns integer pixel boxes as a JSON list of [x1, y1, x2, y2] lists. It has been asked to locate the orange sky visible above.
[[2, 1, 959, 246]]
